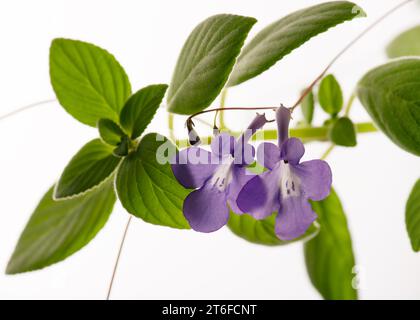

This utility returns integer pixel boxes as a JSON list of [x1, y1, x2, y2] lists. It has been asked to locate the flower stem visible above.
[[321, 145, 335, 160], [168, 113, 176, 142], [178, 121, 377, 146], [344, 92, 357, 117], [106, 215, 132, 300], [218, 88, 228, 130]]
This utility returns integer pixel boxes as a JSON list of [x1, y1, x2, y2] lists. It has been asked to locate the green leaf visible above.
[[167, 14, 256, 114], [6, 181, 116, 274], [329, 117, 357, 147], [50, 38, 131, 127], [406, 179, 420, 252], [120, 84, 168, 139], [387, 25, 420, 58], [357, 58, 420, 156], [304, 188, 357, 300], [318, 74, 343, 116], [113, 135, 131, 157], [227, 1, 365, 87], [98, 118, 126, 146], [116, 133, 190, 229], [228, 212, 319, 246], [55, 139, 121, 199], [301, 90, 315, 125]]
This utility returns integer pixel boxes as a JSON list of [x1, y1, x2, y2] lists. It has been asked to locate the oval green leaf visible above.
[[357, 58, 420, 156], [406, 179, 420, 252], [301, 89, 315, 125], [6, 181, 116, 274], [227, 1, 365, 87], [387, 25, 420, 58], [120, 84, 168, 139], [50, 38, 131, 126], [304, 188, 357, 300], [116, 133, 190, 229], [329, 117, 357, 147], [167, 14, 256, 114], [98, 118, 127, 146], [55, 139, 121, 199], [318, 74, 343, 116], [228, 212, 319, 246]]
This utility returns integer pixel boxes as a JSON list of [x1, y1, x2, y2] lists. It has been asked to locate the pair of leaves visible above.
[[168, 2, 364, 114], [229, 188, 357, 300], [357, 58, 420, 156]]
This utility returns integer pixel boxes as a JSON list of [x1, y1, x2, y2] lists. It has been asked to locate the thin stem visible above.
[[0, 99, 56, 121], [291, 0, 414, 111], [218, 88, 228, 129], [321, 144, 335, 160], [167, 113, 176, 142], [106, 215, 132, 300], [179, 121, 377, 146], [344, 92, 357, 117]]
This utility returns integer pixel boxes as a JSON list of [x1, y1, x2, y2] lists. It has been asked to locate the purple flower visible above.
[[171, 114, 269, 232], [237, 106, 332, 241]]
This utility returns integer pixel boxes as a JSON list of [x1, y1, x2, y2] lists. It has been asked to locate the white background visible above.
[[0, 0, 419, 300]]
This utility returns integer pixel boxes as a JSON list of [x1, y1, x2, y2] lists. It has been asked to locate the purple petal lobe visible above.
[[275, 196, 317, 240], [276, 106, 291, 146], [280, 138, 305, 165], [171, 147, 218, 189], [227, 166, 255, 214], [211, 132, 235, 157], [257, 142, 281, 169], [292, 159, 332, 201], [183, 183, 229, 232], [233, 142, 255, 166], [237, 166, 281, 219]]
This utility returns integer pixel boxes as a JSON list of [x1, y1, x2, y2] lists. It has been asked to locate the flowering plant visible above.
[[2, 0, 420, 300]]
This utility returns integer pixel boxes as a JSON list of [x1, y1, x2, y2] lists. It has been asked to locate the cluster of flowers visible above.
[[171, 106, 332, 240]]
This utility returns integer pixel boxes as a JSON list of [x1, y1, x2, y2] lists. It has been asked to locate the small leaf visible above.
[[318, 74, 343, 116], [227, 1, 365, 87], [329, 117, 357, 147], [50, 38, 131, 127], [304, 188, 357, 300], [167, 14, 256, 114], [98, 118, 126, 146], [113, 135, 131, 157], [6, 181, 116, 274], [387, 25, 420, 58], [55, 139, 121, 199], [116, 133, 190, 229], [406, 179, 420, 252], [357, 58, 420, 156], [228, 212, 319, 246], [301, 90, 315, 125], [120, 84, 168, 139]]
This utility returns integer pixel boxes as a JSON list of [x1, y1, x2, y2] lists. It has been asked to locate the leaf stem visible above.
[[344, 92, 357, 116], [218, 88, 228, 129], [106, 215, 132, 300], [167, 113, 176, 142], [0, 99, 56, 121], [290, 0, 415, 111], [321, 144, 335, 160]]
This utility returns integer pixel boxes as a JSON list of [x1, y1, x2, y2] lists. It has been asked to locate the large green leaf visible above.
[[54, 139, 121, 199], [304, 188, 357, 300], [357, 58, 420, 156], [167, 14, 256, 114], [50, 38, 131, 126], [406, 179, 420, 252], [116, 133, 190, 229], [120, 84, 168, 139], [227, 1, 364, 87], [318, 74, 343, 116], [228, 212, 319, 246], [6, 181, 116, 274], [387, 25, 420, 58]]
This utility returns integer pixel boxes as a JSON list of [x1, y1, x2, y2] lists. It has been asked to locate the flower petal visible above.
[[236, 166, 281, 219], [276, 106, 291, 145], [257, 142, 281, 170], [275, 196, 317, 240], [183, 184, 229, 232], [280, 137, 305, 165], [227, 166, 255, 214], [292, 159, 332, 201], [211, 132, 235, 157], [171, 147, 218, 189], [233, 142, 255, 166]]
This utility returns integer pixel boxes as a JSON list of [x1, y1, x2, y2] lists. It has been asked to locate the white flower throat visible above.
[[279, 161, 301, 198], [210, 155, 234, 192]]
